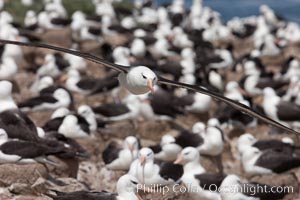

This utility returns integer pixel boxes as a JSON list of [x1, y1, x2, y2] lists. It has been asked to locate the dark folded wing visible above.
[[18, 95, 58, 108], [194, 173, 227, 190], [102, 141, 122, 164], [159, 162, 183, 182], [0, 140, 63, 158], [92, 103, 130, 117], [43, 117, 64, 132], [0, 110, 39, 141], [276, 101, 300, 121]]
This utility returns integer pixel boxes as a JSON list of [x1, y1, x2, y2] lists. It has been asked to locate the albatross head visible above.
[[174, 147, 200, 165], [241, 147, 261, 162], [192, 122, 206, 134], [237, 133, 257, 154], [138, 147, 154, 166], [77, 105, 93, 117], [124, 136, 139, 153], [126, 66, 157, 95], [116, 174, 141, 200]]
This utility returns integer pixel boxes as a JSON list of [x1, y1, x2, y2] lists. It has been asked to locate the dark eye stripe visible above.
[[131, 180, 138, 185], [147, 152, 152, 156]]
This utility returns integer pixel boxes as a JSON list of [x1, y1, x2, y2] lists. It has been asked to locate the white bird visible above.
[[95, 1, 115, 18], [24, 10, 38, 28], [64, 48, 87, 71], [137, 7, 158, 25], [21, 0, 33, 6], [152, 38, 173, 58], [58, 114, 90, 138], [102, 136, 139, 171], [224, 81, 244, 101], [220, 174, 286, 200], [0, 11, 13, 25], [128, 147, 183, 186], [113, 46, 131, 66], [0, 81, 18, 112], [208, 69, 224, 91], [262, 87, 300, 128], [18, 88, 72, 112], [190, 0, 203, 18], [237, 133, 258, 155], [2, 40, 23, 66], [64, 69, 89, 94], [93, 94, 141, 121], [37, 11, 55, 29], [208, 48, 233, 69], [237, 132, 296, 156], [30, 76, 54, 93], [174, 147, 223, 200], [130, 38, 146, 58], [77, 105, 97, 131], [182, 91, 212, 113], [172, 27, 194, 48], [50, 107, 70, 119], [282, 59, 300, 80], [198, 118, 224, 157], [241, 146, 300, 175], [121, 16, 136, 30], [149, 134, 182, 161], [118, 66, 157, 95], [37, 54, 61, 78], [282, 76, 300, 105], [80, 26, 102, 41], [0, 57, 18, 80], [221, 176, 247, 200], [70, 11, 87, 36], [0, 129, 59, 165], [259, 35, 281, 56], [45, 0, 67, 18], [174, 147, 206, 175]]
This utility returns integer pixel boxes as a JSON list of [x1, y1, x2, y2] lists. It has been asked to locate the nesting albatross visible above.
[[0, 39, 298, 135]]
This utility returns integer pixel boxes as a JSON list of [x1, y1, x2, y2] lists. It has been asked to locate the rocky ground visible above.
[[1, 28, 300, 200]]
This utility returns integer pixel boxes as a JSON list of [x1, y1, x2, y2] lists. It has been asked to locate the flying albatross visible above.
[[0, 39, 298, 135]]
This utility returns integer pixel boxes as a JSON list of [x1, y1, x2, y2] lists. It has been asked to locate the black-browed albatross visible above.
[[0, 39, 298, 135]]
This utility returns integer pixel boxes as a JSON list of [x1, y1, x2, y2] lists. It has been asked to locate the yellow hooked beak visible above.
[[174, 154, 184, 164], [129, 143, 134, 152], [59, 74, 68, 83], [140, 155, 146, 166], [147, 79, 154, 94], [238, 88, 248, 96]]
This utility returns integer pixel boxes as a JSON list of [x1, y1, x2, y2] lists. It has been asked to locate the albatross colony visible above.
[[0, 0, 299, 199]]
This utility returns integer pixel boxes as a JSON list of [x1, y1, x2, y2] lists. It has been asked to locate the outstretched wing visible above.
[[0, 39, 129, 73], [158, 76, 299, 135]]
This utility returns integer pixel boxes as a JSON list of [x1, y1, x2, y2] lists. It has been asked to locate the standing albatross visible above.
[[0, 39, 298, 135]]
